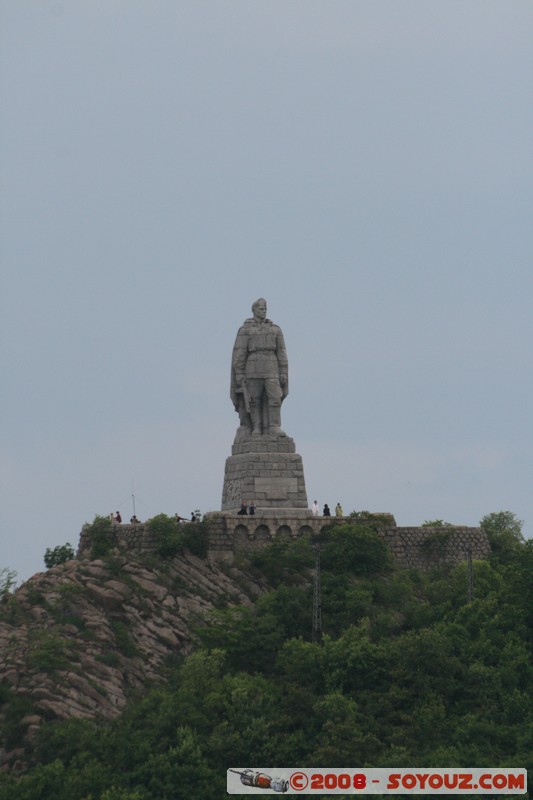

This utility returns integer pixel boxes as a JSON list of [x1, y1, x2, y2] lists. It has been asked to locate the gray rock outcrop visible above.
[[0, 550, 267, 770]]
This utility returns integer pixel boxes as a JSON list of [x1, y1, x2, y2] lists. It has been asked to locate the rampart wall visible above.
[[78, 512, 490, 572]]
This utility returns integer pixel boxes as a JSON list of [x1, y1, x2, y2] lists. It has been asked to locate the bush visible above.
[[181, 520, 209, 558], [146, 514, 209, 559], [0, 568, 17, 598], [480, 511, 525, 564], [28, 632, 70, 673], [1, 692, 37, 750], [112, 620, 138, 657], [421, 519, 454, 528], [321, 524, 392, 576], [250, 534, 314, 585], [44, 543, 75, 569], [148, 514, 185, 558], [86, 516, 114, 559]]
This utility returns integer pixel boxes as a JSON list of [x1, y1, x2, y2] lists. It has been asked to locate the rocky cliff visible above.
[[0, 549, 267, 770]]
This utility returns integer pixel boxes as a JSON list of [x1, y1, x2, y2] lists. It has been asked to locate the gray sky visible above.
[[1, 1, 532, 583]]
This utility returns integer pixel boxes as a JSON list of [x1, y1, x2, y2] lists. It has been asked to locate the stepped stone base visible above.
[[221, 433, 308, 511]]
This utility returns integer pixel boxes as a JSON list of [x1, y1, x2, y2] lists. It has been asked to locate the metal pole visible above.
[[312, 542, 322, 643], [466, 544, 473, 603]]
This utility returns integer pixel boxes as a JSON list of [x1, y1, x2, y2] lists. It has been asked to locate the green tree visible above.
[[320, 574, 374, 636], [147, 513, 185, 558], [131, 726, 214, 799], [198, 603, 286, 673], [249, 534, 314, 585], [0, 567, 17, 597], [320, 524, 392, 576], [480, 511, 524, 563], [181, 520, 209, 558], [310, 692, 380, 764], [86, 515, 114, 558], [274, 637, 325, 695], [323, 623, 388, 695], [44, 543, 75, 569], [2, 527, 532, 797], [255, 584, 311, 640], [100, 789, 144, 800]]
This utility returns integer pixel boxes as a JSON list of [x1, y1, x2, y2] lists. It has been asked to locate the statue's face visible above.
[[254, 300, 267, 320]]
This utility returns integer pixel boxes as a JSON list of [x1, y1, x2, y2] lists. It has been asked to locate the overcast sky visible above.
[[1, 1, 532, 583]]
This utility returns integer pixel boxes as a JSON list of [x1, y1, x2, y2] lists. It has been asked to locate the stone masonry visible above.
[[205, 513, 490, 570], [78, 515, 490, 572], [224, 298, 309, 511], [221, 433, 308, 511]]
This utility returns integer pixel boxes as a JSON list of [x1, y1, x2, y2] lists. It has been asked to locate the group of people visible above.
[[175, 512, 201, 523], [110, 511, 200, 525], [111, 511, 122, 524], [111, 511, 141, 524], [311, 501, 344, 517], [237, 501, 256, 516], [113, 501, 345, 524], [174, 509, 202, 522]]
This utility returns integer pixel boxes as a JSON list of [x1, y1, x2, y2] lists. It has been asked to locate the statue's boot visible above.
[[235, 425, 250, 442], [268, 405, 286, 436], [250, 406, 262, 436]]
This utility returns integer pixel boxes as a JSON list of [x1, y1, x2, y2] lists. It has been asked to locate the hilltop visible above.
[[0, 514, 531, 799]]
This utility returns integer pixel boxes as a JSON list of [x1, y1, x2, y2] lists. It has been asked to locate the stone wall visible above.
[[379, 525, 490, 570], [78, 514, 490, 571], [204, 513, 490, 570], [78, 522, 160, 556]]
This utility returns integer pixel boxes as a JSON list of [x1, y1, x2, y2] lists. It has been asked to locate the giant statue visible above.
[[222, 298, 307, 510], [230, 298, 288, 438]]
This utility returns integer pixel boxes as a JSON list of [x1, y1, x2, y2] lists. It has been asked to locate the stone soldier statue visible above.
[[230, 298, 289, 437]]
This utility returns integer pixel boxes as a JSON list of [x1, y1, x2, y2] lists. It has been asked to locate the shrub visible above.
[[1, 692, 37, 750], [96, 652, 120, 667], [28, 632, 70, 673], [421, 519, 454, 528], [58, 582, 84, 601], [111, 621, 138, 657], [86, 516, 114, 559], [0, 568, 17, 598], [148, 514, 185, 558], [320, 524, 392, 576], [181, 520, 209, 558], [44, 543, 75, 569], [26, 585, 46, 606], [250, 534, 314, 585], [480, 511, 524, 564]]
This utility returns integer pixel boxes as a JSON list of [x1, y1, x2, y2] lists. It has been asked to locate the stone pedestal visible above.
[[221, 433, 308, 511]]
